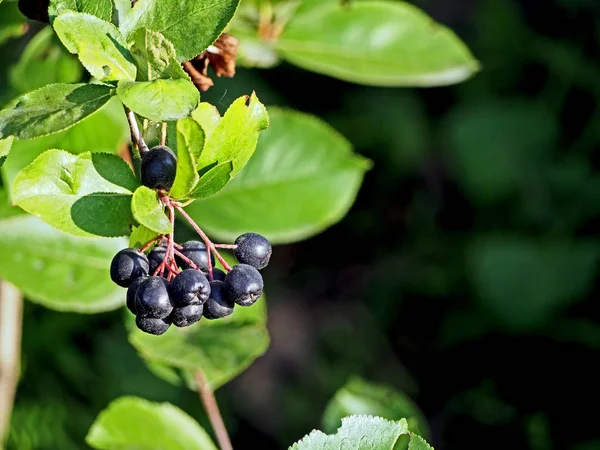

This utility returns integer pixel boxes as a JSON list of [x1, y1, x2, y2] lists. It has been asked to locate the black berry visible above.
[[110, 248, 149, 287], [234, 233, 272, 270], [176, 241, 215, 272], [136, 315, 171, 335], [203, 281, 234, 319], [170, 305, 203, 327], [212, 268, 227, 281], [224, 264, 263, 306], [170, 269, 210, 306], [148, 244, 166, 274], [140, 145, 177, 190], [126, 276, 146, 314], [135, 276, 173, 319]]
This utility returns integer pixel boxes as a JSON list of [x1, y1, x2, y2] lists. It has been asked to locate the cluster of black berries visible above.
[[110, 233, 272, 335]]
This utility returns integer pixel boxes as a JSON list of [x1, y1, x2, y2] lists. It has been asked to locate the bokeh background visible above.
[[2, 0, 600, 448]]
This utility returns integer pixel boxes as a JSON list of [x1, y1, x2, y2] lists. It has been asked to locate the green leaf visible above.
[[12, 150, 138, 237], [0, 208, 127, 313], [117, 79, 199, 121], [186, 108, 371, 244], [290, 416, 413, 450], [9, 26, 83, 94], [0, 2, 28, 45], [0, 137, 14, 168], [277, 1, 479, 87], [49, 0, 113, 22], [468, 235, 600, 330], [128, 256, 269, 391], [129, 224, 160, 249], [53, 11, 137, 81], [196, 93, 269, 178], [86, 396, 218, 450], [0, 83, 115, 140], [169, 117, 205, 199], [128, 28, 190, 81], [120, 0, 241, 62], [322, 376, 430, 440], [191, 102, 221, 141], [189, 161, 233, 199], [409, 435, 433, 450], [131, 186, 172, 234]]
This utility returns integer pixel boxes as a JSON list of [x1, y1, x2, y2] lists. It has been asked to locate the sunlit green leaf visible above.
[[189, 161, 233, 199], [131, 185, 172, 234], [169, 117, 204, 199], [129, 224, 160, 249], [49, 0, 113, 22], [128, 28, 190, 81]]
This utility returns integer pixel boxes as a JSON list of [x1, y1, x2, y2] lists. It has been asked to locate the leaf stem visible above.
[[0, 281, 23, 445], [125, 108, 149, 156], [161, 122, 168, 147], [195, 370, 233, 450]]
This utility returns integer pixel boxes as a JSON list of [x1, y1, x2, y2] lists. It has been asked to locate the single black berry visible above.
[[148, 244, 166, 274], [234, 233, 272, 270], [170, 305, 203, 327], [203, 281, 234, 319], [224, 264, 263, 306], [212, 268, 227, 282], [170, 269, 210, 306], [176, 241, 215, 272], [126, 276, 146, 314], [140, 146, 177, 190], [110, 248, 149, 287], [136, 315, 171, 335], [135, 276, 173, 319]]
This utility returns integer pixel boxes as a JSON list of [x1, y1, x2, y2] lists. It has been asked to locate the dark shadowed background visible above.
[[2, 0, 600, 448]]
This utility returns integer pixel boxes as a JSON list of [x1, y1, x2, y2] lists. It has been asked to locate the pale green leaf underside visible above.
[[117, 79, 199, 121], [49, 0, 113, 22], [187, 108, 371, 244], [131, 186, 172, 234], [12, 150, 138, 237], [86, 396, 218, 450], [278, 1, 479, 87], [0, 212, 127, 313], [0, 83, 114, 140], [129, 28, 189, 81], [120, 0, 241, 62], [53, 11, 137, 81]]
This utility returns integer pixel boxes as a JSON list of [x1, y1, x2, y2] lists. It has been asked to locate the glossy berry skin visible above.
[[126, 277, 146, 314], [176, 241, 215, 272], [203, 281, 234, 319], [234, 233, 272, 270], [148, 244, 166, 275], [170, 305, 203, 327], [110, 248, 149, 287], [170, 269, 210, 306], [140, 146, 177, 190], [135, 276, 173, 319], [211, 268, 227, 282], [136, 315, 171, 335], [224, 264, 264, 306]]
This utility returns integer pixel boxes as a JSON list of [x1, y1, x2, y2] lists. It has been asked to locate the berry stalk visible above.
[[195, 370, 233, 450]]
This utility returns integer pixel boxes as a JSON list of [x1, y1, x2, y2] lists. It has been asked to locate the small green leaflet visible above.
[[0, 137, 14, 168], [290, 416, 433, 450], [131, 186, 172, 234], [0, 83, 115, 140], [48, 0, 113, 22], [119, 0, 241, 62], [86, 397, 218, 450], [196, 92, 269, 179], [189, 161, 233, 199], [128, 28, 190, 81], [53, 11, 137, 81], [117, 79, 199, 121], [169, 117, 204, 199], [12, 150, 138, 237], [129, 224, 160, 249]]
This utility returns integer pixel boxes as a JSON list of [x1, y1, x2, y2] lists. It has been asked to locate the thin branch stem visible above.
[[213, 244, 237, 250], [0, 281, 23, 445], [195, 371, 233, 450], [161, 122, 168, 146], [125, 108, 149, 156]]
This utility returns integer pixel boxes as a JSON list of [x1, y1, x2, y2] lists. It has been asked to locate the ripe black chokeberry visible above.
[[136, 315, 171, 335], [170, 269, 210, 306], [234, 233, 272, 270], [176, 241, 215, 272], [110, 248, 149, 287], [126, 276, 146, 314], [170, 305, 203, 327], [135, 276, 173, 319], [212, 268, 227, 282], [140, 145, 177, 190], [148, 244, 166, 275], [224, 264, 264, 306], [203, 281, 234, 319]]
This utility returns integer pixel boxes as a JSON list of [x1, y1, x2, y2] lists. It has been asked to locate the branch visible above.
[[195, 371, 233, 450], [0, 281, 23, 445], [125, 108, 149, 156]]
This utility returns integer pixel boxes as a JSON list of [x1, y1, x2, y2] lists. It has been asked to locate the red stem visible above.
[[140, 235, 163, 253]]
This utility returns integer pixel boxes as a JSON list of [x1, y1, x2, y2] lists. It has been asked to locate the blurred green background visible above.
[[3, 0, 600, 448]]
